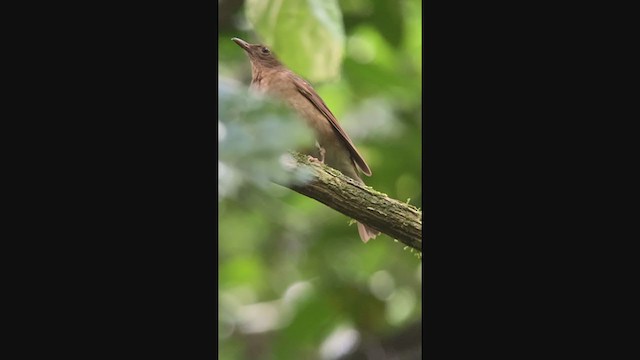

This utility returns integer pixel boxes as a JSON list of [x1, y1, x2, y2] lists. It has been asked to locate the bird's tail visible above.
[[357, 222, 380, 243]]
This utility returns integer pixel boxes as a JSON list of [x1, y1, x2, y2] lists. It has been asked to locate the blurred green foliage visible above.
[[245, 0, 345, 82], [218, 78, 315, 200], [219, 0, 422, 358]]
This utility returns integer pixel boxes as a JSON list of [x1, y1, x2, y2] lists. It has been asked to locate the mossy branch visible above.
[[278, 152, 422, 251]]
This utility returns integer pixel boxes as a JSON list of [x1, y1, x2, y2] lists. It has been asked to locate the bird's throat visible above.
[[250, 63, 263, 87]]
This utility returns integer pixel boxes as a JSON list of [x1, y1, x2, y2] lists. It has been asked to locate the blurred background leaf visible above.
[[218, 77, 315, 202], [245, 0, 345, 82], [219, 0, 422, 358]]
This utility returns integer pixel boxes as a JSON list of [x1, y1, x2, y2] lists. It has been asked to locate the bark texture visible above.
[[280, 152, 422, 251]]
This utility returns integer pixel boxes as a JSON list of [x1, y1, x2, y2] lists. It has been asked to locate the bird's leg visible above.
[[316, 141, 326, 163]]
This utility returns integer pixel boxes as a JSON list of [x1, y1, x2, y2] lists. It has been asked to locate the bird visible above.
[[232, 37, 380, 243]]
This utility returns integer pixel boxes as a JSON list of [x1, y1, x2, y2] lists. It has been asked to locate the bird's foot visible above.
[[307, 155, 324, 164]]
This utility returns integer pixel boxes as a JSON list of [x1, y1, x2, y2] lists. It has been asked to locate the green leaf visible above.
[[245, 0, 346, 82], [218, 77, 315, 201]]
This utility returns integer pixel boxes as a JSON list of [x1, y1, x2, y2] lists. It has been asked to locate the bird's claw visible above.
[[307, 155, 324, 164]]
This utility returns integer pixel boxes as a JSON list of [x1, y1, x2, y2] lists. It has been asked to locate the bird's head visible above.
[[232, 37, 283, 69]]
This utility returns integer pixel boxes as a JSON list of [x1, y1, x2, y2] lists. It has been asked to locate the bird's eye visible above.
[[261, 47, 270, 54]]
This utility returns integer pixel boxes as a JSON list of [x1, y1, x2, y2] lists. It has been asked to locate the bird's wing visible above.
[[291, 74, 372, 176]]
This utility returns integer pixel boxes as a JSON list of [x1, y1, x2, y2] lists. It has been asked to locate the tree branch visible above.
[[278, 152, 422, 251]]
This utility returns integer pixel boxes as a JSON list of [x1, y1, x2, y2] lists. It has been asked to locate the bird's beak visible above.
[[232, 37, 250, 51]]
